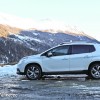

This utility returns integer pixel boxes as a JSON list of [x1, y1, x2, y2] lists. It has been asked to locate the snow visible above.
[[0, 64, 87, 78], [32, 32, 38, 36], [9, 36, 23, 43], [34, 19, 83, 34], [33, 38, 42, 42], [15, 34, 42, 42], [15, 35, 30, 40], [49, 38, 54, 41], [0, 65, 17, 76]]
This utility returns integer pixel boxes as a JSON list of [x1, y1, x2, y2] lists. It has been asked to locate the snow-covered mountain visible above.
[[0, 13, 99, 64], [0, 13, 85, 35], [0, 29, 98, 64]]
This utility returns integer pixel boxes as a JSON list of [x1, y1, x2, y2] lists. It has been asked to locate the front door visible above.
[[41, 45, 70, 72]]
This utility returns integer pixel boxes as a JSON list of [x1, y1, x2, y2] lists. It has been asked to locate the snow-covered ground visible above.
[[0, 65, 17, 77], [0, 65, 87, 78], [0, 65, 100, 100]]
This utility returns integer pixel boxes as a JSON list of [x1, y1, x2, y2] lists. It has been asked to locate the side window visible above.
[[72, 45, 94, 54], [49, 45, 70, 56], [89, 45, 95, 52]]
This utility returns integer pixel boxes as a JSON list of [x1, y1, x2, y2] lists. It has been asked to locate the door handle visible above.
[[62, 58, 68, 60], [84, 55, 89, 58]]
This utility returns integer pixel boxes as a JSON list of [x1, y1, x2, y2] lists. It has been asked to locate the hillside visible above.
[[0, 24, 21, 37], [0, 28, 99, 64]]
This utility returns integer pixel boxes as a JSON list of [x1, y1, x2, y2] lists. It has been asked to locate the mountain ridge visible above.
[[0, 13, 88, 36], [0, 24, 21, 37]]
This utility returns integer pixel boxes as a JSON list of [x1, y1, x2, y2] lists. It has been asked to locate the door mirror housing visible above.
[[47, 52, 53, 57]]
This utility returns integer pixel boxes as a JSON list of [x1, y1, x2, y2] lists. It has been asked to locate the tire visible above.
[[25, 64, 42, 80], [89, 63, 100, 79]]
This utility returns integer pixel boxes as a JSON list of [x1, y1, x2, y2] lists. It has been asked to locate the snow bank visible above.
[[0, 64, 17, 76]]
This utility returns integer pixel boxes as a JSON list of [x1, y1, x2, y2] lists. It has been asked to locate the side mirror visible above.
[[47, 52, 53, 57]]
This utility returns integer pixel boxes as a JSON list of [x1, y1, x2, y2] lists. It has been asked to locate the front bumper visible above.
[[17, 68, 25, 75]]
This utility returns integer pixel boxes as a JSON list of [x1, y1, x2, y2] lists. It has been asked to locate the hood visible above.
[[22, 54, 41, 60]]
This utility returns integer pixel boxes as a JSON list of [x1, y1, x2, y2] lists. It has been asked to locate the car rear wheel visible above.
[[89, 63, 100, 79], [26, 64, 42, 80]]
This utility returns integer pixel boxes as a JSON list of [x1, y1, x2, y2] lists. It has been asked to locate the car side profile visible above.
[[17, 42, 100, 80]]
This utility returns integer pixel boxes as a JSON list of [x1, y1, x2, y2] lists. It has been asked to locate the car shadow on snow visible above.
[[18, 74, 92, 81]]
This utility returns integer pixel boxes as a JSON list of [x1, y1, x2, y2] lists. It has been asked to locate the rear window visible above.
[[72, 45, 95, 54]]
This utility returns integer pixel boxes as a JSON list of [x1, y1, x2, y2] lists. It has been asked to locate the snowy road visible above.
[[0, 65, 100, 100]]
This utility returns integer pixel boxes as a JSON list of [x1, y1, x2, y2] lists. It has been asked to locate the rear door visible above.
[[69, 45, 94, 71]]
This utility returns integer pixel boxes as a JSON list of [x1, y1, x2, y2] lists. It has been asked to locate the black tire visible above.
[[89, 63, 100, 79], [25, 64, 42, 80]]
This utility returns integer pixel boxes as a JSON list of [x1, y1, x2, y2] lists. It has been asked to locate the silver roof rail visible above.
[[59, 41, 94, 45]]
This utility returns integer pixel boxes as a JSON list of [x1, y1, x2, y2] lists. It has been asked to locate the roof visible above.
[[59, 41, 97, 45]]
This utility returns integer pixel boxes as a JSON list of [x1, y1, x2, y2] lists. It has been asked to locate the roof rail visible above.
[[59, 41, 93, 45]]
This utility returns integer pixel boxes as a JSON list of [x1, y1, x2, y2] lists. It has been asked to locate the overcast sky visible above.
[[0, 0, 100, 40]]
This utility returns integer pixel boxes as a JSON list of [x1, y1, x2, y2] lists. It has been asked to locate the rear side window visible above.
[[72, 45, 95, 54], [89, 45, 95, 52]]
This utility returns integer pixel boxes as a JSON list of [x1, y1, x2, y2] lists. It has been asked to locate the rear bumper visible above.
[[17, 68, 25, 75]]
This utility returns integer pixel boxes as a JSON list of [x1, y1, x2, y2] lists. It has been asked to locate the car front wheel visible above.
[[26, 64, 42, 80], [89, 63, 100, 79]]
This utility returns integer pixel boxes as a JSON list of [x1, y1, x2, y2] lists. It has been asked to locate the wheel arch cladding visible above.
[[88, 61, 100, 70], [24, 63, 42, 74]]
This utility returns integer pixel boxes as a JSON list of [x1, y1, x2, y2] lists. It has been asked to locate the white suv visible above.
[[17, 42, 100, 80]]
